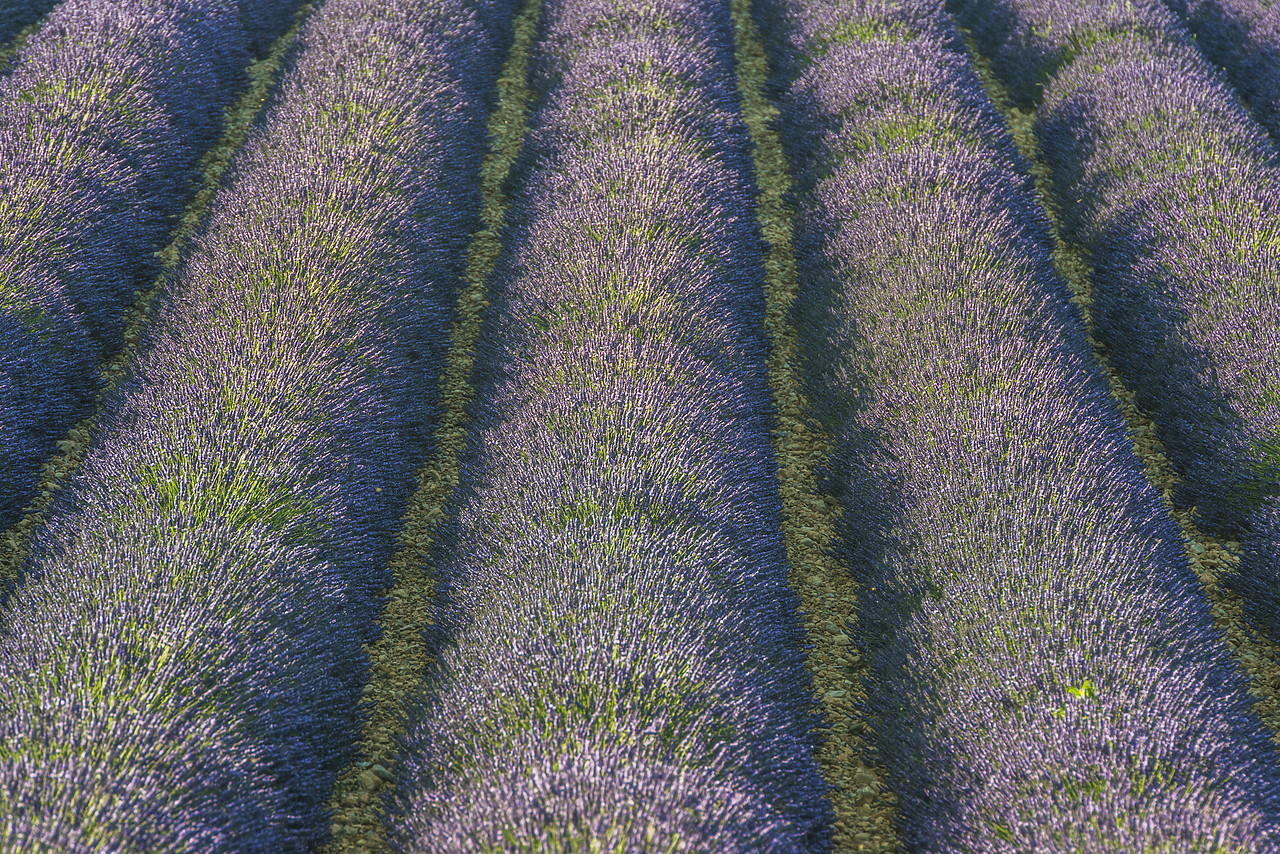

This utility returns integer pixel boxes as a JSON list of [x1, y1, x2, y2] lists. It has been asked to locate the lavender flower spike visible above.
[[0, 0, 304, 534]]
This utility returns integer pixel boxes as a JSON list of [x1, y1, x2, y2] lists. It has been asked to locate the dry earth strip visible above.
[[316, 0, 541, 849], [730, 2, 907, 851]]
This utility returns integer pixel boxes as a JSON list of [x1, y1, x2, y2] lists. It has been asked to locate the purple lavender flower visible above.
[[0, 0, 277, 532], [952, 0, 1280, 640], [1159, 0, 1280, 143], [385, 1, 831, 850]]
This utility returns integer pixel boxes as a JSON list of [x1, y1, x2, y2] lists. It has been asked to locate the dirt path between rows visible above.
[[730, 3, 907, 851], [317, 1, 541, 849]]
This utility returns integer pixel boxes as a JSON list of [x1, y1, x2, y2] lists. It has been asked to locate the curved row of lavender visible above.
[[949, 0, 1280, 637], [384, 0, 831, 850], [1158, 0, 1280, 144], [0, 0, 517, 849], [753, 0, 1280, 849], [0, 0, 304, 533]]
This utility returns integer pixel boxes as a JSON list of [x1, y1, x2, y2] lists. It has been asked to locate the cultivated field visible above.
[[2, 0, 1279, 851]]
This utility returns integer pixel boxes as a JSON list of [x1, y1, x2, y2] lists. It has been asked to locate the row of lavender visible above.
[[1152, 0, 1280, 146], [949, 0, 1280, 656], [753, 0, 1280, 849], [381, 0, 832, 849], [0, 0, 301, 533], [3, 0, 1280, 850], [0, 0, 516, 848]]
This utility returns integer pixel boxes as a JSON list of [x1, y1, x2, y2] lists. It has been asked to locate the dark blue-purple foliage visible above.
[[0, 0, 299, 532], [1158, 0, 1280, 144], [755, 0, 1280, 849], [0, 0, 513, 849], [384, 0, 831, 850], [949, 0, 1280, 645], [0, 0, 59, 51], [238, 0, 315, 56]]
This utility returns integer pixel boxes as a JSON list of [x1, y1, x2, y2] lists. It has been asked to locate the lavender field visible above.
[[1, 0, 1279, 850]]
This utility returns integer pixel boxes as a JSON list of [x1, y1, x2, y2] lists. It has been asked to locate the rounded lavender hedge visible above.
[[1158, 0, 1280, 145], [0, 0, 309, 533], [755, 0, 1280, 848], [384, 0, 831, 850], [949, 0, 1280, 644], [0, 0, 516, 848]]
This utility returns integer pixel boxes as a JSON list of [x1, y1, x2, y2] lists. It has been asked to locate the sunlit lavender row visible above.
[[0, 0, 513, 848], [3, 0, 1280, 848], [951, 0, 1280, 641], [0, 0, 303, 533], [754, 0, 1280, 848], [383, 0, 831, 849]]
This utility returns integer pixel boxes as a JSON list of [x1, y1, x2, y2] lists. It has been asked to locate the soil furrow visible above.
[[317, 1, 540, 849], [729, 2, 906, 851]]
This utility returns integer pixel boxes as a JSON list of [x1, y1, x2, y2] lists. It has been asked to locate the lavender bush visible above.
[[754, 0, 1280, 849], [0, 0, 307, 532], [384, 0, 831, 850], [0, 0, 516, 848], [948, 0, 1280, 640]]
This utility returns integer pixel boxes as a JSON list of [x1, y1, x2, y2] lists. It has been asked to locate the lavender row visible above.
[[384, 0, 831, 849], [1160, 0, 1280, 143], [753, 0, 1280, 849], [0, 0, 304, 532], [950, 0, 1280, 636], [0, 0, 516, 849]]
